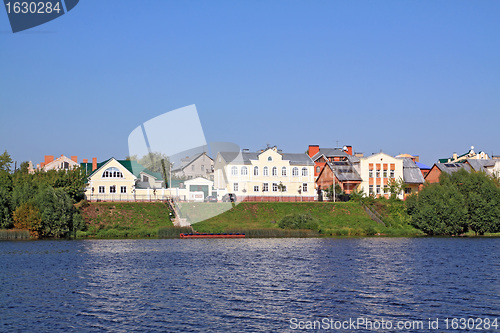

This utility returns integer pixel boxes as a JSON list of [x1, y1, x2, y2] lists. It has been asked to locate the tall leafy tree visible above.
[[0, 150, 13, 172]]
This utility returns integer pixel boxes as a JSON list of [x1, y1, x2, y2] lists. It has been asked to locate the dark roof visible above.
[[400, 158, 425, 184], [218, 151, 314, 166], [466, 159, 495, 172], [81, 158, 163, 180], [435, 163, 471, 174], [326, 161, 362, 182], [172, 152, 212, 172], [311, 148, 349, 161]]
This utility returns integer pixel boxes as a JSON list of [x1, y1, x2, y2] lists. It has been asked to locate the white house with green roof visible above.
[[83, 158, 167, 201]]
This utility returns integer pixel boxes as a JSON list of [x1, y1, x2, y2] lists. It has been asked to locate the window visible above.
[[201, 165, 205, 171], [316, 166, 321, 173], [383, 170, 387, 178], [272, 167, 277, 176], [253, 185, 259, 192], [405, 188, 412, 194], [110, 185, 116, 193], [142, 175, 149, 182], [369, 170, 373, 178], [272, 183, 278, 192], [369, 185, 374, 194], [253, 166, 259, 176], [292, 167, 299, 176], [384, 185, 389, 193], [263, 166, 269, 176], [282, 167, 287, 176], [302, 183, 308, 192], [102, 167, 123, 178], [231, 166, 238, 176], [99, 186, 105, 193], [390, 170, 395, 178], [191, 165, 195, 171], [376, 185, 380, 194], [241, 166, 248, 176], [376, 170, 380, 178], [302, 167, 308, 176], [233, 183, 239, 192], [268, 156, 272, 161], [120, 186, 127, 193], [262, 183, 269, 192]]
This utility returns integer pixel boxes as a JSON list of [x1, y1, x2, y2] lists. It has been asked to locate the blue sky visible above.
[[1, 0, 499, 167]]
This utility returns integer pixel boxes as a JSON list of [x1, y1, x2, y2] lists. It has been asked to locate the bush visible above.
[[278, 213, 319, 230], [12, 202, 42, 238]]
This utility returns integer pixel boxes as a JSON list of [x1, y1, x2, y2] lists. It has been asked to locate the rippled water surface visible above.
[[1, 238, 499, 332]]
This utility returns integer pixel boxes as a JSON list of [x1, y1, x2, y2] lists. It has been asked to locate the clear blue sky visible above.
[[1, 0, 499, 167]]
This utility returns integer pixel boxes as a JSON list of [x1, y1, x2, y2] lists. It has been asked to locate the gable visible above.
[[88, 158, 137, 181]]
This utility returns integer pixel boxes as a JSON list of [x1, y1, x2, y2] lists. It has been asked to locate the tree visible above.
[[34, 187, 76, 238], [0, 150, 13, 172], [13, 203, 42, 238], [443, 169, 500, 235], [324, 184, 342, 201], [406, 183, 468, 236], [387, 177, 406, 200]]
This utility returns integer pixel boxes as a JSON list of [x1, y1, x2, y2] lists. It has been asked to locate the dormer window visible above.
[[102, 167, 123, 178]]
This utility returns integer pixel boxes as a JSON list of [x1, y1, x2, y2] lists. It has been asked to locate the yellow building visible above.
[[359, 152, 404, 199], [214, 147, 315, 201], [83, 158, 165, 201]]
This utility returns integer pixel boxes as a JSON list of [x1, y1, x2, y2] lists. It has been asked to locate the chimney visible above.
[[453, 152, 458, 161], [44, 155, 54, 165], [71, 156, 78, 163], [92, 157, 97, 171], [308, 145, 319, 158], [346, 146, 353, 156], [83, 158, 88, 164]]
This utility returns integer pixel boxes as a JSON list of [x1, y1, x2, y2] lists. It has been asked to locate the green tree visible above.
[[387, 177, 406, 200], [13, 203, 42, 238], [0, 150, 13, 172], [406, 183, 468, 236], [34, 187, 76, 238], [443, 169, 500, 235]]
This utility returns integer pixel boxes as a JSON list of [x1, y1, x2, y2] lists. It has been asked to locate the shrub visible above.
[[12, 202, 42, 238], [278, 213, 319, 230]]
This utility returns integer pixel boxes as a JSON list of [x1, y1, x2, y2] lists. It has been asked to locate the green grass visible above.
[[78, 202, 174, 238], [77, 201, 422, 239], [193, 202, 422, 237]]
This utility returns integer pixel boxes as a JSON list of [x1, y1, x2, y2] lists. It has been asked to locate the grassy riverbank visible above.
[[193, 202, 422, 237], [75, 201, 422, 239], [78, 202, 175, 238]]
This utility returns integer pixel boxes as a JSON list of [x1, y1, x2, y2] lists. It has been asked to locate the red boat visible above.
[[180, 233, 245, 239]]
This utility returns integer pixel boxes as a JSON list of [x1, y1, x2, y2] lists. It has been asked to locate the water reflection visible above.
[[0, 238, 499, 332]]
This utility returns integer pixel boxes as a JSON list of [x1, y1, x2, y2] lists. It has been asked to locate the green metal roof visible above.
[[81, 158, 164, 181]]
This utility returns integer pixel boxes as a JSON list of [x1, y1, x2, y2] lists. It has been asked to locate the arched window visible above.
[[272, 167, 277, 176], [292, 167, 299, 176], [316, 166, 321, 173], [241, 166, 248, 176], [102, 167, 123, 178], [302, 167, 308, 176], [254, 166, 259, 176], [281, 167, 287, 176], [231, 166, 238, 176], [268, 156, 272, 162], [263, 166, 269, 176]]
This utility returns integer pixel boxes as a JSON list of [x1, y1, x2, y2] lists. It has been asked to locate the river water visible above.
[[0, 238, 499, 332]]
